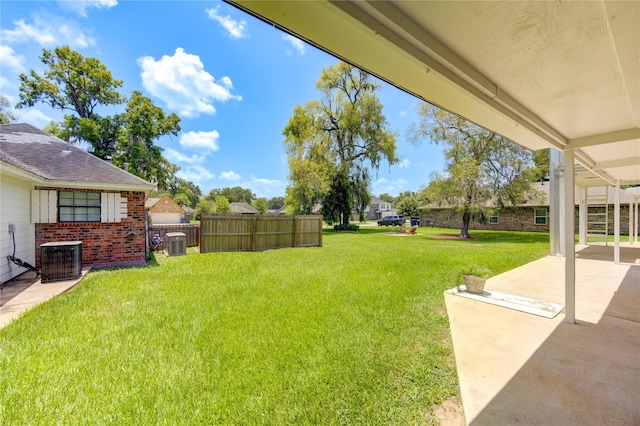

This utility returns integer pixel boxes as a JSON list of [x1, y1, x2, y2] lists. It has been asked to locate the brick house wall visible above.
[[35, 189, 147, 268], [420, 205, 636, 235]]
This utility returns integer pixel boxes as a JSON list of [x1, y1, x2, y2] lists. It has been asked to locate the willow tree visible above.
[[283, 62, 397, 226], [410, 104, 540, 239]]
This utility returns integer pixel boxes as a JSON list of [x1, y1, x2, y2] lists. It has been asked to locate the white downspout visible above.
[[563, 151, 576, 324]]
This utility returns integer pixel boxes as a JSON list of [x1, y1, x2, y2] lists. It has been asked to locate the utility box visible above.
[[166, 232, 186, 256], [41, 241, 82, 282]]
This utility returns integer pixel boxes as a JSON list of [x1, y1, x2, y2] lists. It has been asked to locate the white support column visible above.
[[578, 186, 587, 245], [549, 149, 562, 256], [614, 181, 620, 264], [563, 150, 576, 324]]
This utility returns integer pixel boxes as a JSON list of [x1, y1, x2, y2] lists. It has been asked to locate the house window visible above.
[[534, 208, 548, 225], [59, 191, 101, 222], [489, 211, 499, 224]]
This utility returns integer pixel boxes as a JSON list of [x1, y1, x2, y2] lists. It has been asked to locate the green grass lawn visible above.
[[0, 227, 549, 425]]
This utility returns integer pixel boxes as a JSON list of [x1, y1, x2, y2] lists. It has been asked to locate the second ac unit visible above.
[[166, 232, 186, 256]]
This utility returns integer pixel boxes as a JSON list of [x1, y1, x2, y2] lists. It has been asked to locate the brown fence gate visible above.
[[200, 215, 322, 253]]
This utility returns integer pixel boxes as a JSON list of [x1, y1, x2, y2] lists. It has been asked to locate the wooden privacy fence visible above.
[[149, 224, 200, 247], [200, 215, 323, 253]]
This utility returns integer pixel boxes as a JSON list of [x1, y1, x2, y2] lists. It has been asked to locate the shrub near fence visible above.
[[200, 215, 323, 253], [149, 224, 200, 247]]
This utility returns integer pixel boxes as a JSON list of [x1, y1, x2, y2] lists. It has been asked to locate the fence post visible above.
[[199, 218, 203, 253], [293, 215, 297, 248], [252, 216, 257, 252]]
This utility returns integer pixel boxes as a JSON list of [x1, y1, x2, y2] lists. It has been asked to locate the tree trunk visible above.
[[460, 209, 471, 239], [341, 211, 350, 226]]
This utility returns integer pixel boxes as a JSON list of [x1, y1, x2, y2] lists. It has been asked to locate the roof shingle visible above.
[[0, 123, 155, 190]]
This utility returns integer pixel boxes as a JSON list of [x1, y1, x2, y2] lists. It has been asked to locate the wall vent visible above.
[[40, 241, 82, 282], [166, 232, 186, 256]]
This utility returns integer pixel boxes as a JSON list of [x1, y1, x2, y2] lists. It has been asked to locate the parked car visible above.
[[377, 215, 406, 226]]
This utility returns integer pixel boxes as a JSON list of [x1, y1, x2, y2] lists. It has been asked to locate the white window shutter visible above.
[[31, 190, 56, 223], [101, 193, 108, 222], [119, 195, 128, 220], [101, 193, 127, 222], [101, 193, 115, 222]]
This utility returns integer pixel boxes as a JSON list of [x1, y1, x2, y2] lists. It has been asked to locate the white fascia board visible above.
[[0, 160, 46, 184], [42, 180, 157, 193]]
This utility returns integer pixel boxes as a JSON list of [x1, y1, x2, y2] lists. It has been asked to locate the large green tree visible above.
[[283, 62, 397, 226], [266, 197, 285, 210], [410, 104, 540, 238], [252, 197, 268, 214], [113, 91, 181, 182], [206, 187, 256, 204], [16, 46, 182, 189], [162, 172, 202, 209], [395, 195, 420, 218], [17, 46, 125, 121]]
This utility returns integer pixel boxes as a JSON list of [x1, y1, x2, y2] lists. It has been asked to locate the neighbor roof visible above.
[[0, 123, 156, 192], [145, 198, 161, 208], [370, 197, 392, 205], [230, 202, 260, 214]]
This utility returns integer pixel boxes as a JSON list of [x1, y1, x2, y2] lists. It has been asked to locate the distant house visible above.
[[0, 123, 156, 284], [362, 197, 397, 220], [419, 182, 639, 235], [145, 195, 185, 224], [230, 202, 260, 214]]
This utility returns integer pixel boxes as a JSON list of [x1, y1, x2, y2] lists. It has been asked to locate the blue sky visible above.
[[0, 0, 445, 198]]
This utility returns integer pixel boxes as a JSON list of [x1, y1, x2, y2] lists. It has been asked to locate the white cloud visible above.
[[179, 130, 220, 152], [138, 48, 242, 118], [0, 45, 25, 72], [206, 7, 248, 39], [218, 170, 240, 181], [399, 159, 410, 169], [58, 0, 118, 17], [282, 34, 306, 55], [13, 108, 57, 128], [372, 177, 408, 195], [178, 165, 215, 184], [1, 16, 95, 48], [0, 77, 14, 94], [243, 175, 285, 198], [164, 148, 206, 165], [1, 19, 56, 45]]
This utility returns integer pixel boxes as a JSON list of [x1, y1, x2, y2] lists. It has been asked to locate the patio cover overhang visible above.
[[225, 1, 640, 322]]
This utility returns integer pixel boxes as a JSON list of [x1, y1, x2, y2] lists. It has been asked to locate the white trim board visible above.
[[445, 287, 564, 319]]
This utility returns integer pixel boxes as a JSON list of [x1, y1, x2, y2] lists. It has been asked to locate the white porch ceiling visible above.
[[226, 0, 640, 186]]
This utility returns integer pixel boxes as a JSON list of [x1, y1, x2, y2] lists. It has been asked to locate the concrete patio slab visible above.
[[0, 267, 91, 329], [445, 244, 640, 425]]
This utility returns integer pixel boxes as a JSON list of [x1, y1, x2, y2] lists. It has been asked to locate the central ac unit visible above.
[[166, 232, 186, 256], [41, 241, 82, 282]]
